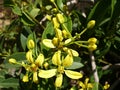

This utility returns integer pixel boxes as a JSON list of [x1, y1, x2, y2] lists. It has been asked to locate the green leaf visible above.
[[87, 0, 111, 25], [30, 8, 40, 18], [92, 82, 99, 90], [21, 11, 35, 26], [12, 5, 22, 16], [57, 0, 64, 11], [64, 16, 72, 32], [41, 22, 55, 54], [66, 62, 84, 70], [6, 52, 26, 62], [0, 78, 19, 88], [20, 33, 27, 51]]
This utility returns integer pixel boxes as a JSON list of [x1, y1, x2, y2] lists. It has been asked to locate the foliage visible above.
[[0, 0, 120, 90]]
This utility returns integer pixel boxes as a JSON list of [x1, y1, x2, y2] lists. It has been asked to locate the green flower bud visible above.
[[87, 20, 95, 29]]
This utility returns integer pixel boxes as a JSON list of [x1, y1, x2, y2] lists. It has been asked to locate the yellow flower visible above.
[[52, 51, 83, 87], [79, 78, 93, 90], [42, 39, 56, 48], [103, 82, 110, 90], [9, 58, 16, 64]]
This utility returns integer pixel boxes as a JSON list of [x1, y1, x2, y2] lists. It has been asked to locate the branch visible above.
[[90, 52, 99, 83]]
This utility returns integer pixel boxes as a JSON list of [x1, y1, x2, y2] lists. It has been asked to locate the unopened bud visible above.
[[9, 58, 16, 64], [65, 38, 72, 44], [56, 13, 65, 24], [52, 37, 59, 46], [88, 44, 97, 51], [87, 20, 95, 29], [50, 0, 54, 3], [28, 39, 35, 49], [44, 62, 49, 69], [88, 38, 97, 44]]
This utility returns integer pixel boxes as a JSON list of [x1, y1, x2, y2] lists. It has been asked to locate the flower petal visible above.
[[62, 54, 73, 67], [38, 69, 56, 78], [65, 70, 83, 79], [55, 74, 63, 87], [35, 53, 44, 67], [70, 49, 79, 57], [52, 50, 61, 66], [42, 39, 55, 48], [33, 72, 38, 83]]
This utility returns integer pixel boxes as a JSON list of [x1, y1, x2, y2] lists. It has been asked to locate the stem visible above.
[[89, 52, 99, 83], [62, 23, 72, 38]]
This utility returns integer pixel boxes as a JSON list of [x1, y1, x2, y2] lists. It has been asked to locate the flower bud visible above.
[[88, 44, 97, 51], [44, 62, 49, 69], [50, 0, 54, 3], [88, 37, 97, 44], [87, 20, 95, 29], [56, 13, 65, 24], [65, 38, 72, 44], [52, 37, 59, 46], [28, 39, 35, 49], [22, 74, 29, 82], [9, 58, 16, 64], [52, 17, 60, 28]]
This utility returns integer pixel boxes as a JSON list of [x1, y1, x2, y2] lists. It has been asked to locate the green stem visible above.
[[62, 23, 72, 38]]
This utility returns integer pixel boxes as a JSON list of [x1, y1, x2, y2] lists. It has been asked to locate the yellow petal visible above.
[[22, 74, 29, 82], [9, 58, 16, 64], [55, 74, 63, 87], [52, 50, 61, 66], [38, 69, 56, 78], [52, 17, 60, 28], [62, 54, 73, 67], [35, 53, 44, 67], [26, 50, 34, 63], [56, 13, 65, 24], [64, 38, 72, 44], [79, 81, 85, 89], [65, 70, 83, 79], [33, 72, 38, 83], [28, 39, 35, 49], [70, 49, 79, 57], [42, 39, 55, 48], [55, 28, 63, 41]]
